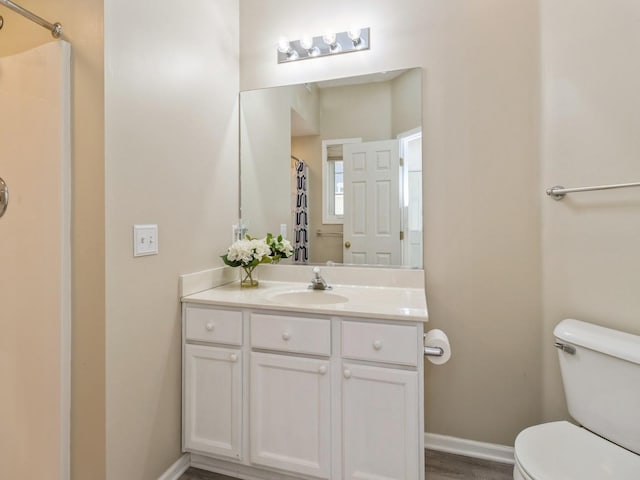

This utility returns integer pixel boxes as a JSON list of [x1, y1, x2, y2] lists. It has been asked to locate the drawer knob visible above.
[[282, 331, 291, 341], [318, 365, 328, 375], [373, 340, 383, 351], [205, 322, 215, 332], [230, 353, 238, 362], [343, 369, 352, 379]]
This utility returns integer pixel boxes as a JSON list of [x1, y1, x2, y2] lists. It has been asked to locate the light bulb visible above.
[[323, 32, 342, 53], [348, 27, 364, 48], [347, 28, 361, 41], [300, 35, 314, 50], [277, 37, 291, 54], [322, 33, 336, 45]]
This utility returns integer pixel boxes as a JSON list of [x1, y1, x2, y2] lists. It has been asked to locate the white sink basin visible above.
[[269, 290, 349, 306]]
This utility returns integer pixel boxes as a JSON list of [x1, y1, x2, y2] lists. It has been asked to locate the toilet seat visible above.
[[514, 421, 640, 479]]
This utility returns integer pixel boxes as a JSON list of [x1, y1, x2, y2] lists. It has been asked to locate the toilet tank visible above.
[[554, 319, 640, 455]]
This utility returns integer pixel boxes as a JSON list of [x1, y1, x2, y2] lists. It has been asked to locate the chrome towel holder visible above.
[[424, 346, 444, 357], [546, 181, 640, 200]]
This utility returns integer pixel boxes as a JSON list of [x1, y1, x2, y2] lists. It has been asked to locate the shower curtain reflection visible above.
[[292, 157, 309, 263]]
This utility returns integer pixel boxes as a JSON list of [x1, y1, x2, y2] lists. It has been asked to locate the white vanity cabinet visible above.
[[342, 364, 419, 479], [184, 344, 242, 458], [250, 352, 331, 478], [249, 313, 332, 478], [182, 299, 425, 480], [341, 320, 421, 480], [183, 306, 243, 459]]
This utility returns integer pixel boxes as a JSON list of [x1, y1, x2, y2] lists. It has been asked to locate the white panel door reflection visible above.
[[343, 140, 401, 265]]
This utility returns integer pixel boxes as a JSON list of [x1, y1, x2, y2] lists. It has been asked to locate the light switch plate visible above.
[[133, 224, 158, 257]]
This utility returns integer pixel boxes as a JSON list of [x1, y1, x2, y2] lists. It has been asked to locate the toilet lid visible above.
[[515, 421, 640, 480]]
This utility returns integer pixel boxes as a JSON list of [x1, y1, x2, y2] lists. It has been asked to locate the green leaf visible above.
[[221, 254, 242, 268]]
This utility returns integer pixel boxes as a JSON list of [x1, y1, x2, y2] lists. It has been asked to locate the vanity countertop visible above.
[[182, 280, 428, 322]]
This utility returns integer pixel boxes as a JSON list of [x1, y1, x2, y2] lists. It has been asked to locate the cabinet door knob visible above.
[[282, 331, 291, 341], [344, 241, 351, 249], [343, 369, 352, 379], [230, 353, 238, 362], [373, 340, 383, 350], [318, 365, 328, 375], [205, 322, 215, 332]]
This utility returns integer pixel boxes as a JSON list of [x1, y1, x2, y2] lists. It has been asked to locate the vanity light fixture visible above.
[[277, 27, 370, 63]]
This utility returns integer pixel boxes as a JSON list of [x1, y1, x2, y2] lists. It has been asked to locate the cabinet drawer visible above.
[[342, 321, 417, 366], [185, 306, 242, 345], [251, 313, 331, 356]]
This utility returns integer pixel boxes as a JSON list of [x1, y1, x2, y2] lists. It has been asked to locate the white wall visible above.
[[319, 82, 392, 140], [104, 1, 239, 478], [291, 83, 320, 136], [391, 68, 422, 137], [540, 0, 640, 421], [241, 86, 293, 237], [241, 0, 541, 445]]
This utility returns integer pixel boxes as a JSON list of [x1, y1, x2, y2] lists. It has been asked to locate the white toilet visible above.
[[513, 319, 640, 479]]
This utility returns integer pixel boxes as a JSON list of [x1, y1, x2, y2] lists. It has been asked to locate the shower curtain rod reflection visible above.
[[0, 0, 62, 38]]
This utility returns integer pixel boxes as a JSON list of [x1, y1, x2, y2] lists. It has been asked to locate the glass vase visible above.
[[240, 265, 259, 288]]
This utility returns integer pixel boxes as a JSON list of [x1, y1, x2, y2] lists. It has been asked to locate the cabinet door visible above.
[[342, 363, 419, 480], [184, 344, 242, 459], [250, 352, 331, 478]]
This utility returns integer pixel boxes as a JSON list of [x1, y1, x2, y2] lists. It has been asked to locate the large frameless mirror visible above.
[[240, 68, 423, 268]]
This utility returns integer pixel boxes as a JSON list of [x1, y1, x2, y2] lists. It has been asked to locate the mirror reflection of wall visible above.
[[240, 68, 423, 268]]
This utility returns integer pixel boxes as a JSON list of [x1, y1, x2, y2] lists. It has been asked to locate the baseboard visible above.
[[162, 436, 512, 479], [425, 432, 514, 464], [158, 453, 191, 480]]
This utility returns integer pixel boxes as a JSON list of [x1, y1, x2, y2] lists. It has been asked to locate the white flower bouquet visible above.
[[222, 233, 293, 287], [267, 233, 294, 263]]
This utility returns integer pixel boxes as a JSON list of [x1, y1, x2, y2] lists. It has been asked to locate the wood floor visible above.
[[178, 450, 514, 479], [425, 449, 513, 479]]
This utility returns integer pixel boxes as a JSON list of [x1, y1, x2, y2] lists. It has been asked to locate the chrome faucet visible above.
[[309, 266, 331, 290]]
